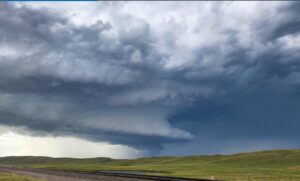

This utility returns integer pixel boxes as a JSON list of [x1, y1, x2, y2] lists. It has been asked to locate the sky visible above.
[[0, 1, 300, 158]]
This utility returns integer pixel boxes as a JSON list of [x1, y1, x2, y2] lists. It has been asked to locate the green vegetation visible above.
[[1, 149, 300, 181], [0, 173, 40, 181]]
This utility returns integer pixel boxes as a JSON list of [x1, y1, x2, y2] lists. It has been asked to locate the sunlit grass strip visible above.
[[0, 173, 42, 181]]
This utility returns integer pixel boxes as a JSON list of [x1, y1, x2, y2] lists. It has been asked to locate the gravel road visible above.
[[0, 167, 151, 181], [0, 167, 215, 181]]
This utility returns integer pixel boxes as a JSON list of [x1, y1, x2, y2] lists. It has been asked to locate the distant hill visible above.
[[0, 156, 112, 165], [1, 149, 300, 180]]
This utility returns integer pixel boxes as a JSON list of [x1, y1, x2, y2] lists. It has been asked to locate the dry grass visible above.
[[0, 173, 41, 181]]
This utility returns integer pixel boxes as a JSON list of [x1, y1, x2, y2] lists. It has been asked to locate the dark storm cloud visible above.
[[266, 2, 300, 41], [1, 2, 300, 155]]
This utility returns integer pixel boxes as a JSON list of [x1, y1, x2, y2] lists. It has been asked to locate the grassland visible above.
[[1, 149, 300, 181], [0, 173, 40, 181]]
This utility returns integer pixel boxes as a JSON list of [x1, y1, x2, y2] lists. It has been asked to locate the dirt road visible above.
[[0, 167, 145, 181], [0, 167, 215, 181]]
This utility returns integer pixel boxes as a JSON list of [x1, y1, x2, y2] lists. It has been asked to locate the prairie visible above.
[[0, 173, 40, 181], [1, 149, 300, 181]]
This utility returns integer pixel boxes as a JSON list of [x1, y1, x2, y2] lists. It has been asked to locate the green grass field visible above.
[[1, 149, 300, 181], [0, 173, 40, 181]]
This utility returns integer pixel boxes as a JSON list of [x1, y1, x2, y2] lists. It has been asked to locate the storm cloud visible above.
[[0, 2, 300, 156]]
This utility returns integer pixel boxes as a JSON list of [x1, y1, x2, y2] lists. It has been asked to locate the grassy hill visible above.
[[1, 149, 300, 181]]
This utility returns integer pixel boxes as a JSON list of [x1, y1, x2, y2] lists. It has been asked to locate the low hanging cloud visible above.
[[0, 2, 300, 156]]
